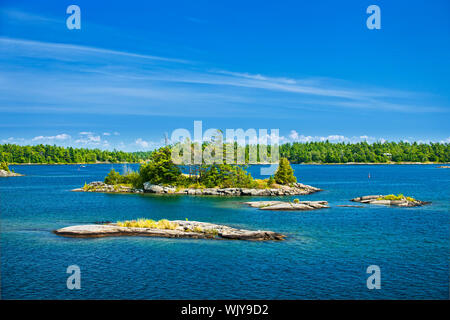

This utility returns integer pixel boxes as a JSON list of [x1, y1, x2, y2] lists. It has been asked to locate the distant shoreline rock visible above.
[[244, 200, 329, 211], [53, 220, 286, 241], [0, 170, 23, 177], [351, 195, 431, 207], [73, 181, 322, 196]]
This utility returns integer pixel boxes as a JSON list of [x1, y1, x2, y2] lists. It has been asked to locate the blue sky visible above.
[[0, 0, 449, 151]]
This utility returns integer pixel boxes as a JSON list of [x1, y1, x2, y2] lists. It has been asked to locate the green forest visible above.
[[0, 141, 449, 164], [279, 141, 450, 163], [0, 144, 153, 164]]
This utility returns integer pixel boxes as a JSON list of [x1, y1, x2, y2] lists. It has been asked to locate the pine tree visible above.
[[274, 157, 296, 185]]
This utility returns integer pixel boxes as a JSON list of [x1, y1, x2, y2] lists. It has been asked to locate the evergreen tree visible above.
[[139, 146, 181, 185], [104, 169, 123, 185], [274, 157, 296, 185]]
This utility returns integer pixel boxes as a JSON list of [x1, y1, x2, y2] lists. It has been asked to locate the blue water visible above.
[[1, 164, 449, 299]]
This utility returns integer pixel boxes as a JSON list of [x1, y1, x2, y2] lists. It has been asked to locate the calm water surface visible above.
[[1, 164, 449, 299]]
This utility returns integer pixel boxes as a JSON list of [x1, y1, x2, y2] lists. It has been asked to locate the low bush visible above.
[[117, 218, 178, 230], [1, 162, 10, 172]]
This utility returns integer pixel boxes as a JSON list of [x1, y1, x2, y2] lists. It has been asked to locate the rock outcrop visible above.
[[54, 220, 285, 241], [143, 182, 176, 193], [72, 181, 143, 193], [350, 195, 430, 207], [144, 182, 322, 196], [244, 200, 329, 211], [74, 181, 322, 196], [0, 170, 23, 177]]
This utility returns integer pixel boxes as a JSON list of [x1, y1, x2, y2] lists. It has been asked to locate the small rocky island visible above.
[[0, 162, 22, 177], [351, 195, 430, 207], [73, 181, 322, 196], [0, 169, 22, 177], [72, 150, 322, 197], [54, 219, 285, 241], [245, 200, 329, 211]]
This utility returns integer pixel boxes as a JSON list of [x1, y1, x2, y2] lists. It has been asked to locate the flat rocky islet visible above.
[[351, 195, 430, 207], [54, 220, 286, 241], [244, 200, 329, 211]]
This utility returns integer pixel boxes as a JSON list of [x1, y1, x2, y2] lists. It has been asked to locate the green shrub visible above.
[[104, 169, 122, 185], [377, 194, 415, 201], [122, 171, 142, 188], [267, 175, 275, 187], [1, 162, 10, 172], [139, 146, 181, 185], [274, 158, 297, 185]]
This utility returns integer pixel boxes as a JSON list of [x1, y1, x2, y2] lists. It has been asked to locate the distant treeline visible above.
[[1, 141, 449, 164], [0, 144, 153, 164], [280, 141, 450, 163]]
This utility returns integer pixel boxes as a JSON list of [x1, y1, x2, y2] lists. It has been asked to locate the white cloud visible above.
[[287, 133, 383, 143], [135, 138, 149, 148], [289, 130, 299, 140], [103, 132, 111, 136], [75, 133, 101, 145], [0, 35, 442, 119], [0, 37, 189, 64], [32, 133, 71, 141], [1, 137, 25, 144]]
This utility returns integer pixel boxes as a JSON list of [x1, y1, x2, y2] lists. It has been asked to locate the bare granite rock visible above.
[[143, 183, 176, 193], [54, 220, 285, 241], [72, 181, 143, 193], [351, 195, 430, 207], [0, 170, 23, 177], [244, 200, 329, 211]]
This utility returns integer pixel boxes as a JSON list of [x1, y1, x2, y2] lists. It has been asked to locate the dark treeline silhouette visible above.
[[279, 141, 450, 163], [0, 144, 153, 164], [1, 141, 449, 164]]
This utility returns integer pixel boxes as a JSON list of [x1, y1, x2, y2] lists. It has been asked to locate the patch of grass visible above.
[[117, 218, 178, 230], [376, 194, 416, 201], [204, 228, 219, 236]]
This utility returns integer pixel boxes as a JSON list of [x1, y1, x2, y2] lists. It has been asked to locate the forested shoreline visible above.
[[0, 144, 153, 164], [1, 141, 449, 164]]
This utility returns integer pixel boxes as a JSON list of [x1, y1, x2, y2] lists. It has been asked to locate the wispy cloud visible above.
[[32, 133, 71, 142], [0, 33, 445, 119], [288, 130, 386, 143], [0, 37, 190, 64]]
